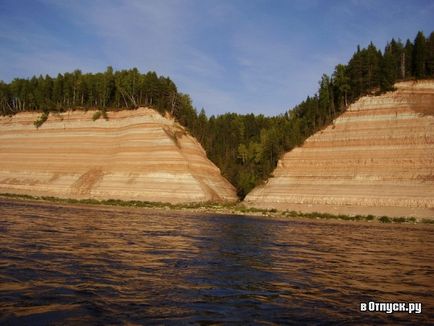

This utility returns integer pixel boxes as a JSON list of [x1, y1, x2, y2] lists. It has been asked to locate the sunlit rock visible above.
[[0, 107, 237, 203], [245, 80, 434, 218]]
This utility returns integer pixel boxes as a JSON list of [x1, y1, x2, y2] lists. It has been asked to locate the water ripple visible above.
[[0, 199, 433, 324]]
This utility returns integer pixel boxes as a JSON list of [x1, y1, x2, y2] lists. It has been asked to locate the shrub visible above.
[[92, 111, 102, 121], [379, 216, 391, 223], [34, 112, 49, 128], [366, 215, 375, 221], [392, 217, 406, 223]]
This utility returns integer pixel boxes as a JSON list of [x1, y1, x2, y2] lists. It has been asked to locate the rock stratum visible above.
[[245, 80, 434, 218], [0, 107, 237, 203]]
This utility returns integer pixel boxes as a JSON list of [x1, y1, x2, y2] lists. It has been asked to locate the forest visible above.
[[1, 30, 433, 198]]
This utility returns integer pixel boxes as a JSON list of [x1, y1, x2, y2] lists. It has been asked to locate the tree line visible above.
[[0, 67, 186, 116], [0, 30, 433, 198], [191, 30, 434, 197]]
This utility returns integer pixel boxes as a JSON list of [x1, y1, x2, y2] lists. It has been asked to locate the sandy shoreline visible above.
[[246, 202, 434, 219], [1, 194, 433, 225]]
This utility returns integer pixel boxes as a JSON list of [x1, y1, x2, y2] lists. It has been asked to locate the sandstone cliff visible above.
[[245, 80, 434, 218], [0, 107, 237, 203]]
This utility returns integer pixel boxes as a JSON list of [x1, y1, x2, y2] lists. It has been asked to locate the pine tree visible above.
[[364, 43, 382, 91], [385, 39, 404, 80], [426, 32, 434, 76], [318, 74, 333, 122], [412, 31, 426, 78], [404, 39, 414, 78], [333, 64, 350, 107], [380, 45, 397, 91]]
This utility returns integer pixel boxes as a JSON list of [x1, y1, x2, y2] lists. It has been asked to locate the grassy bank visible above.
[[1, 192, 432, 225]]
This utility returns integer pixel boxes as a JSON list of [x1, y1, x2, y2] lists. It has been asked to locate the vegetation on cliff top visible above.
[[0, 30, 433, 198]]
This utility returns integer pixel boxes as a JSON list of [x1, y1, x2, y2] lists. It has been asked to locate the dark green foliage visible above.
[[379, 216, 392, 223], [404, 40, 414, 78], [380, 44, 398, 91], [413, 31, 426, 78], [1, 31, 433, 198], [333, 64, 350, 107], [92, 111, 101, 121], [92, 109, 108, 121], [33, 112, 49, 128], [426, 32, 434, 76], [392, 217, 406, 223], [0, 67, 180, 116]]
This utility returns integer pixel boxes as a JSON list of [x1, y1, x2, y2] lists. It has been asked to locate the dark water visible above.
[[0, 199, 433, 325]]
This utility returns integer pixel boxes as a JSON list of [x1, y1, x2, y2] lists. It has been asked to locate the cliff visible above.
[[0, 107, 237, 203], [245, 80, 434, 218]]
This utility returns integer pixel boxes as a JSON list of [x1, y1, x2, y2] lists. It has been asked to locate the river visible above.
[[0, 199, 433, 324]]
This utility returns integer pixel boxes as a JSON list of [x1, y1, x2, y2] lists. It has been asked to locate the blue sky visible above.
[[0, 0, 433, 116]]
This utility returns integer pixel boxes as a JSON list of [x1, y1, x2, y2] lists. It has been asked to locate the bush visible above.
[[34, 112, 49, 128], [92, 111, 102, 121], [379, 216, 392, 223]]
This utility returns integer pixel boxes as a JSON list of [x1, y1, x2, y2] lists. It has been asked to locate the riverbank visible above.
[[1, 193, 433, 224]]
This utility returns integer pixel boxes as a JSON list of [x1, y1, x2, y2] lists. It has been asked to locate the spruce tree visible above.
[[333, 64, 350, 107], [426, 32, 434, 76], [380, 45, 397, 91], [412, 31, 426, 78], [404, 39, 414, 78]]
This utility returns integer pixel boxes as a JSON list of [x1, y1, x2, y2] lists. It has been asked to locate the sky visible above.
[[0, 0, 433, 116]]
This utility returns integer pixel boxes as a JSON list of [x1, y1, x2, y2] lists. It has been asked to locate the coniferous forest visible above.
[[1, 31, 434, 198]]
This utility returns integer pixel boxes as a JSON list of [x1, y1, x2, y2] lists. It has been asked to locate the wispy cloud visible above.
[[1, 0, 433, 115]]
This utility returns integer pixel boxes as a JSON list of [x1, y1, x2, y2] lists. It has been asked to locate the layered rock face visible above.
[[245, 81, 434, 217], [0, 107, 237, 203]]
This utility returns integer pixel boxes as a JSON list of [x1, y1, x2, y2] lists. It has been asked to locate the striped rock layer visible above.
[[0, 107, 237, 203], [245, 81, 434, 218]]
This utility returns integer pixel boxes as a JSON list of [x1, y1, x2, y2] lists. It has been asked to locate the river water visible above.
[[0, 199, 433, 324]]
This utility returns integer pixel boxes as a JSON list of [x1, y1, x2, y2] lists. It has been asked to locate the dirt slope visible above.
[[0, 107, 237, 203], [244, 80, 434, 218]]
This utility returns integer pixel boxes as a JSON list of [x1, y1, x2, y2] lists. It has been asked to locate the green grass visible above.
[[0, 192, 429, 224]]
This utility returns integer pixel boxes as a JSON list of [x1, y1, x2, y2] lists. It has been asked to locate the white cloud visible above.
[[2, 0, 433, 116]]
